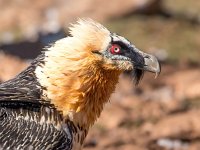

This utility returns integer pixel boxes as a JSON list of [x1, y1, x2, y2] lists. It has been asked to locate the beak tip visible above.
[[143, 54, 161, 76], [154, 71, 160, 79]]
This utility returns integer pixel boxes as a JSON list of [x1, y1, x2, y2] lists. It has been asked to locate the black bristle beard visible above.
[[123, 69, 144, 85]]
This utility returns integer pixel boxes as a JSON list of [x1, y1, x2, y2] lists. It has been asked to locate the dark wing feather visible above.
[[0, 54, 73, 150], [0, 94, 73, 150]]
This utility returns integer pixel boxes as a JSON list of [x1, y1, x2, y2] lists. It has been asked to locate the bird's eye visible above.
[[110, 44, 121, 54]]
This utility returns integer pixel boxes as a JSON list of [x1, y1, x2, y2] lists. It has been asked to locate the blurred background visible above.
[[0, 0, 200, 149]]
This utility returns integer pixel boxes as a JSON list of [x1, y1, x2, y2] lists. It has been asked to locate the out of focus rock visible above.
[[148, 110, 200, 140], [189, 142, 200, 150], [164, 69, 200, 100], [0, 52, 28, 82], [143, 86, 174, 102], [156, 138, 188, 150], [1, 32, 15, 44], [105, 144, 146, 150]]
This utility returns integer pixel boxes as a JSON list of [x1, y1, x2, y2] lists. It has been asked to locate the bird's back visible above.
[[0, 103, 72, 149]]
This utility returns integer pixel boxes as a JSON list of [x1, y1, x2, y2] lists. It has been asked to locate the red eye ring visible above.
[[110, 44, 121, 54]]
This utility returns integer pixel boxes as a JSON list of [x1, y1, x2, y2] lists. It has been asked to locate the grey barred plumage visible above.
[[0, 108, 72, 150]]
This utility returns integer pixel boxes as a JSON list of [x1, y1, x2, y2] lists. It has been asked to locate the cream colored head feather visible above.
[[69, 19, 111, 52]]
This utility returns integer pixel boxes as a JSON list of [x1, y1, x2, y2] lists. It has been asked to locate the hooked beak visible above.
[[141, 53, 161, 78], [131, 48, 161, 78]]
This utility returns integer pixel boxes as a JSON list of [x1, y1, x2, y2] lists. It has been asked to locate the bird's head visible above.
[[35, 19, 160, 126], [68, 19, 160, 83]]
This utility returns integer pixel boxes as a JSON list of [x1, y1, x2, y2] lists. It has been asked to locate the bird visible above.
[[0, 19, 160, 150]]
